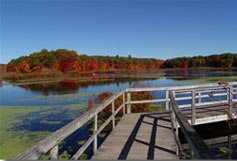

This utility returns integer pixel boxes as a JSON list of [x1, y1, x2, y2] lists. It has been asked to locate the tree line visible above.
[[6, 49, 237, 73], [7, 49, 163, 73], [161, 53, 237, 69]]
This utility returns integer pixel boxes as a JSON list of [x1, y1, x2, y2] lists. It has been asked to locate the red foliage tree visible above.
[[60, 57, 75, 73]]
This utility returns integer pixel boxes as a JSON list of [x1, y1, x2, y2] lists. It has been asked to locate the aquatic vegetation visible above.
[[0, 106, 52, 159], [59, 151, 71, 160], [77, 140, 86, 146], [14, 92, 94, 106], [79, 153, 88, 160], [219, 147, 234, 155], [0, 104, 87, 160]]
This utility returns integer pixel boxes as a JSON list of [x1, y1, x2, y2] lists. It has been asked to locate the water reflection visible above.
[[4, 70, 237, 96], [163, 69, 237, 78], [17, 76, 158, 95]]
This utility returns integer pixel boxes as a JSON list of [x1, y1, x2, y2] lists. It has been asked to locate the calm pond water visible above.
[[1, 69, 237, 159]]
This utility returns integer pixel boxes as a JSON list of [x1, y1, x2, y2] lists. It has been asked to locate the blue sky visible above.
[[1, 0, 237, 64]]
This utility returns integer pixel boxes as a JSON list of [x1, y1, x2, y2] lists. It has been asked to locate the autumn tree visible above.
[[6, 49, 237, 73], [19, 60, 31, 73], [53, 60, 60, 70], [60, 57, 75, 73]]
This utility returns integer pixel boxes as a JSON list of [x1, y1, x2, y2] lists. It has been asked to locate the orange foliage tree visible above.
[[19, 60, 31, 73], [53, 60, 60, 70]]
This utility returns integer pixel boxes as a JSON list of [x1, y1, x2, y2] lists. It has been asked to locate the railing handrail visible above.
[[169, 91, 216, 159], [13, 89, 125, 160], [126, 81, 237, 92]]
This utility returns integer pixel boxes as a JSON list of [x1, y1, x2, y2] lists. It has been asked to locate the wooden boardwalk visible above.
[[93, 112, 177, 160], [93, 104, 233, 160]]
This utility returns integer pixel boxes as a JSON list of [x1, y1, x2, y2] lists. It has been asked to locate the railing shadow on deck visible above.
[[12, 82, 237, 160], [118, 112, 175, 160]]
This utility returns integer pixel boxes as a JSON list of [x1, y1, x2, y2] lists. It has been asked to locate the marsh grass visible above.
[[3, 70, 63, 82]]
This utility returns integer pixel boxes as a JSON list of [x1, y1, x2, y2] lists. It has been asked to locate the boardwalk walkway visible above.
[[93, 112, 177, 160], [93, 104, 232, 160]]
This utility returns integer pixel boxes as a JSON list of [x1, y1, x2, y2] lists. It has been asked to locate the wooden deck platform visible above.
[[93, 112, 177, 160], [93, 104, 234, 160], [180, 104, 233, 125]]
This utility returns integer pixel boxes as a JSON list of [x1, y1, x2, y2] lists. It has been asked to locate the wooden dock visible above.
[[93, 104, 231, 160], [93, 112, 177, 160], [12, 82, 237, 160]]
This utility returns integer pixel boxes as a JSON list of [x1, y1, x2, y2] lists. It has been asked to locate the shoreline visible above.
[[1, 67, 236, 84]]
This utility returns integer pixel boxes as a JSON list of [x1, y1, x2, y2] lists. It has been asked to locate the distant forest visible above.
[[6, 49, 163, 73], [162, 53, 237, 69], [6, 49, 237, 73]]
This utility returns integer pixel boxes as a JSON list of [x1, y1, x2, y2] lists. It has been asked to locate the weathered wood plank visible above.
[[92, 113, 176, 160]]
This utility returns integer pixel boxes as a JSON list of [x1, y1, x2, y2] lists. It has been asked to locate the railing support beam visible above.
[[50, 145, 58, 160], [228, 86, 233, 111], [191, 90, 196, 125], [93, 114, 98, 153], [112, 101, 115, 129], [198, 91, 201, 104], [123, 92, 125, 115], [166, 90, 169, 111], [127, 92, 131, 114]]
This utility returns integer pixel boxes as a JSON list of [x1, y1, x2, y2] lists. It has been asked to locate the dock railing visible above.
[[13, 82, 237, 160], [13, 90, 126, 160], [169, 90, 215, 159]]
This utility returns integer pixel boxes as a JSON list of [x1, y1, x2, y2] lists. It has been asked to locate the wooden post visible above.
[[93, 114, 98, 153], [123, 92, 125, 115], [50, 145, 58, 160], [112, 101, 115, 129], [171, 91, 179, 156], [166, 90, 169, 111], [172, 91, 176, 129], [127, 92, 131, 114], [175, 120, 179, 156], [228, 86, 233, 111], [198, 91, 201, 104], [191, 90, 196, 125]]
